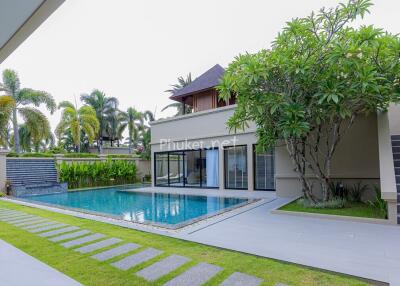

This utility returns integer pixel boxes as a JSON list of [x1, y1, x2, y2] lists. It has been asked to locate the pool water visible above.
[[21, 186, 249, 228]]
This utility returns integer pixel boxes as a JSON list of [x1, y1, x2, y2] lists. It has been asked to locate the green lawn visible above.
[[279, 200, 386, 220], [0, 200, 372, 286]]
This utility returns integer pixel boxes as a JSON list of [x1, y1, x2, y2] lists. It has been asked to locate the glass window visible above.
[[224, 146, 248, 189], [155, 153, 168, 186], [169, 151, 184, 187], [204, 149, 219, 187], [185, 150, 201, 187], [254, 147, 275, 190]]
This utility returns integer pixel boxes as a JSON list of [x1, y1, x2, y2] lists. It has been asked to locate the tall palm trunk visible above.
[[12, 108, 20, 153]]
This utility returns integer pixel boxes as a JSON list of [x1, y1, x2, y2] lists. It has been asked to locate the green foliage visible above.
[[6, 152, 19, 157], [218, 0, 400, 202], [21, 152, 54, 158], [298, 198, 346, 209], [63, 153, 99, 158], [56, 101, 99, 152], [163, 73, 193, 116], [106, 154, 135, 158], [328, 182, 349, 200], [0, 192, 4, 197], [348, 182, 368, 203], [58, 159, 137, 189], [367, 186, 388, 218]]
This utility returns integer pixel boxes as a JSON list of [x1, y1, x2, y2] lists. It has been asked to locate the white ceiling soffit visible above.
[[0, 0, 65, 64]]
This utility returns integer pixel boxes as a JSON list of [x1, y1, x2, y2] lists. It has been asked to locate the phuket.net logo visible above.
[[159, 136, 238, 151]]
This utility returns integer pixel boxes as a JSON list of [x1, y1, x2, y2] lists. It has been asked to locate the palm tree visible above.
[[56, 101, 99, 153], [0, 95, 14, 148], [163, 73, 193, 116], [1, 69, 56, 153], [80, 89, 118, 152], [118, 107, 142, 154], [18, 108, 52, 152]]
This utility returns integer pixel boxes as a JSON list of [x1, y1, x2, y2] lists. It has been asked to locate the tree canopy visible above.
[[218, 0, 400, 202]]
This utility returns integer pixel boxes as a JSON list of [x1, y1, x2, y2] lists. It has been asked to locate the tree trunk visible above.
[[12, 108, 20, 154]]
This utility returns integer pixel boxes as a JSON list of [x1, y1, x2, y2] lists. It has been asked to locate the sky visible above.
[[0, 0, 399, 136]]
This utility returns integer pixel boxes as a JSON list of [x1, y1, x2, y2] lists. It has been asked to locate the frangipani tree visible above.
[[1, 69, 56, 153], [56, 101, 99, 152], [218, 0, 400, 202]]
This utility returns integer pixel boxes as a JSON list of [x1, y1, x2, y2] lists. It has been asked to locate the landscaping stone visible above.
[[49, 230, 91, 242], [220, 272, 263, 286], [111, 248, 163, 270], [28, 223, 67, 233], [60, 233, 106, 248], [91, 242, 140, 262], [39, 226, 80, 238], [22, 221, 59, 230], [164, 262, 222, 286], [14, 219, 50, 227], [3, 216, 37, 223], [0, 214, 32, 221], [9, 216, 42, 224], [74, 237, 122, 254], [137, 254, 190, 282]]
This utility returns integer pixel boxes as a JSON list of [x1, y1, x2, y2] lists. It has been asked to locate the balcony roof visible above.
[[170, 64, 225, 102], [0, 0, 65, 63]]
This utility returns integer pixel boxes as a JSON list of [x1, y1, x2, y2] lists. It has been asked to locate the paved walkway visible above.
[[0, 238, 81, 286], [0, 208, 271, 286]]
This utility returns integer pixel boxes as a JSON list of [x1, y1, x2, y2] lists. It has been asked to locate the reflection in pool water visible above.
[[21, 186, 249, 227]]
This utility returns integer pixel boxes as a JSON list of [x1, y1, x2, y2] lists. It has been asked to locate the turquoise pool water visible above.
[[21, 186, 249, 228]]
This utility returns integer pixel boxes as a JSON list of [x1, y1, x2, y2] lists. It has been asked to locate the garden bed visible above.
[[278, 199, 386, 220]]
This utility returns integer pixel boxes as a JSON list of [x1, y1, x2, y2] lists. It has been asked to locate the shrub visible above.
[[21, 152, 54, 158], [298, 198, 346, 209], [58, 159, 137, 189], [0, 192, 4, 197], [367, 186, 388, 219], [348, 182, 368, 203], [106, 154, 135, 159], [63, 153, 99, 158], [6, 152, 19, 157], [328, 182, 349, 200]]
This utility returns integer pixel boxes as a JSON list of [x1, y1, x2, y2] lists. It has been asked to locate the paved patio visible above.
[[3, 187, 400, 285], [0, 238, 82, 286]]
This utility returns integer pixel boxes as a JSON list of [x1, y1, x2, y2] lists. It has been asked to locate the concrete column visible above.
[[0, 150, 9, 194], [219, 147, 224, 190], [247, 143, 254, 191], [387, 200, 398, 224]]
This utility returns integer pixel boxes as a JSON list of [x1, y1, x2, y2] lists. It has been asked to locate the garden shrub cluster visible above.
[[63, 153, 99, 158], [58, 159, 137, 189], [298, 182, 388, 218]]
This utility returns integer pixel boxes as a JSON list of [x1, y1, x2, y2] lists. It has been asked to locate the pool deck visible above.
[[3, 187, 400, 285], [0, 238, 82, 286]]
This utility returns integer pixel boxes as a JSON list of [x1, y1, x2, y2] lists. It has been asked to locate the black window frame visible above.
[[223, 145, 248, 190], [154, 147, 219, 189], [253, 144, 276, 191]]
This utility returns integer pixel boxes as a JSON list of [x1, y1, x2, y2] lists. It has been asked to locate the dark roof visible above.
[[170, 64, 225, 101]]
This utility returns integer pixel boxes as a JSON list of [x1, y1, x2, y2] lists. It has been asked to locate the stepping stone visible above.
[[14, 219, 50, 227], [22, 221, 58, 230], [92, 242, 140, 261], [0, 214, 31, 220], [29, 223, 67, 233], [111, 248, 163, 270], [74, 237, 122, 254], [60, 233, 106, 248], [49, 230, 91, 242], [39, 226, 80, 238], [220, 272, 263, 286], [4, 215, 37, 222], [8, 216, 41, 224], [164, 262, 222, 286], [137, 254, 190, 281]]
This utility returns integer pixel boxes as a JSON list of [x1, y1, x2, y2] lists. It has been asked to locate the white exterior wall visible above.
[[151, 105, 380, 198]]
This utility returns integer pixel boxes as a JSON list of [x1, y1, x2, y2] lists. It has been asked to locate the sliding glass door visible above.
[[224, 146, 248, 189], [253, 146, 275, 191], [154, 148, 219, 188]]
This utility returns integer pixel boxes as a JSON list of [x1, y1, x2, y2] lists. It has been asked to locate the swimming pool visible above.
[[20, 186, 251, 228]]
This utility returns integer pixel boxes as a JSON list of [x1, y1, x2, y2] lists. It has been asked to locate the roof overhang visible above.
[[0, 0, 65, 64]]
